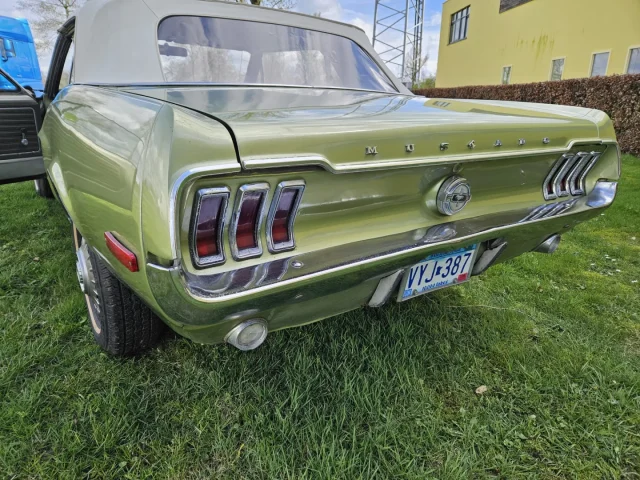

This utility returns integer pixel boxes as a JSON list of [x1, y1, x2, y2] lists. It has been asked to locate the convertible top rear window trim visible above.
[[156, 15, 399, 93], [78, 82, 410, 96]]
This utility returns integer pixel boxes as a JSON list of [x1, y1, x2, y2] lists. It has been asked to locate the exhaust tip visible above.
[[225, 319, 268, 351], [534, 234, 561, 254]]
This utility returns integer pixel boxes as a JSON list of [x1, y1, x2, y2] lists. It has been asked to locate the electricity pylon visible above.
[[372, 0, 426, 85]]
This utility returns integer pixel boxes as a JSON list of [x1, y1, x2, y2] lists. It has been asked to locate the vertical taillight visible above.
[[230, 183, 269, 260], [267, 181, 305, 253], [190, 188, 229, 268], [189, 181, 305, 268]]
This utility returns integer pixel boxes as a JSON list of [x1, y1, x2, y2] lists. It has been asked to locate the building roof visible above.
[[73, 0, 408, 92]]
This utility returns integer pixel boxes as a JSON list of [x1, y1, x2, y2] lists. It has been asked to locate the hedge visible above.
[[413, 74, 640, 157]]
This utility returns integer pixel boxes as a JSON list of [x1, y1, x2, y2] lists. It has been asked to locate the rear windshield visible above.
[[157, 16, 397, 93]]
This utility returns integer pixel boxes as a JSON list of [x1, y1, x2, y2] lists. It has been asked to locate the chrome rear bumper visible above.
[[146, 181, 617, 343]]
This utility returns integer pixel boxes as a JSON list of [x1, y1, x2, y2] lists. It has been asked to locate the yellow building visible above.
[[435, 0, 640, 88]]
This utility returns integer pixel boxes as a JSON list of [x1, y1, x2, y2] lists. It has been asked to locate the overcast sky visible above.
[[0, 0, 442, 78]]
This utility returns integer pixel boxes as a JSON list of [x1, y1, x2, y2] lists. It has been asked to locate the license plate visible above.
[[398, 244, 478, 301]]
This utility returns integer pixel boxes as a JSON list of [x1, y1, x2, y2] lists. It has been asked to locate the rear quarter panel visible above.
[[39, 85, 240, 320], [40, 85, 164, 306]]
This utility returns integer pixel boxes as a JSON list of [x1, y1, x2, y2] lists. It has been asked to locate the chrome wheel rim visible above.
[[76, 239, 102, 334]]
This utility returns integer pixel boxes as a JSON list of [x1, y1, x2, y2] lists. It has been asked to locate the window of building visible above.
[[590, 52, 609, 77], [550, 58, 565, 81], [628, 48, 640, 74], [502, 66, 512, 84], [499, 0, 534, 13], [449, 6, 470, 44]]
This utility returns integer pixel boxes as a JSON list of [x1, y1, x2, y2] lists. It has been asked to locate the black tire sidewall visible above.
[[34, 177, 54, 199], [86, 249, 110, 351]]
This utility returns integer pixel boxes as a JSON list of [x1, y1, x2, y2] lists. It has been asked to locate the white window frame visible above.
[[626, 45, 640, 74], [589, 50, 610, 77], [501, 65, 512, 85], [449, 6, 470, 44], [550, 57, 566, 81]]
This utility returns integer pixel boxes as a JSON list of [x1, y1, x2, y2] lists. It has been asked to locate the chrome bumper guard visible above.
[[147, 181, 617, 326]]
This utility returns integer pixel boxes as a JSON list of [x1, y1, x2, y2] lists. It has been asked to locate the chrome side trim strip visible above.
[[229, 183, 270, 260], [242, 139, 612, 174]]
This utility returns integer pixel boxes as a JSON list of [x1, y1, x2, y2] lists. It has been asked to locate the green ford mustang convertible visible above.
[[0, 0, 620, 355]]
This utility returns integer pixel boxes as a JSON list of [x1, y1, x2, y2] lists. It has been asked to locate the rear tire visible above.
[[34, 177, 54, 199], [74, 227, 165, 356]]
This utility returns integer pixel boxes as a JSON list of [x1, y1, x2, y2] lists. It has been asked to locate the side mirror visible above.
[[159, 43, 188, 57], [0, 38, 7, 62]]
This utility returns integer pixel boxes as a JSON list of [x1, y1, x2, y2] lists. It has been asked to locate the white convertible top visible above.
[[73, 0, 409, 93]]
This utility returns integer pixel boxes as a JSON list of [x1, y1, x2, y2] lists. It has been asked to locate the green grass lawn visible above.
[[1, 156, 639, 479]]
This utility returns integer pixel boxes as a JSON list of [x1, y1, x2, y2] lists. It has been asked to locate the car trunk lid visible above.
[[122, 86, 602, 171]]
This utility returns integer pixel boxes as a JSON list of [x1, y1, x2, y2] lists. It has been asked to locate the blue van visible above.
[[0, 17, 43, 96]]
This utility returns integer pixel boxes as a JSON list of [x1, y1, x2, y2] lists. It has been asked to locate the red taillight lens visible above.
[[191, 189, 229, 267], [231, 184, 269, 259], [196, 196, 224, 257], [267, 181, 305, 253], [271, 189, 298, 244], [236, 192, 263, 250]]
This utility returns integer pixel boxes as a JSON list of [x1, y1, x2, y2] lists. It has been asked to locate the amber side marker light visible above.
[[105, 232, 138, 272]]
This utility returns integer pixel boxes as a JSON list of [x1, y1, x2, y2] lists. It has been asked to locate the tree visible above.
[[16, 0, 83, 51], [414, 75, 436, 90], [236, 0, 296, 9], [403, 47, 430, 87]]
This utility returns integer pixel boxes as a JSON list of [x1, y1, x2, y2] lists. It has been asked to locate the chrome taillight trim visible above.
[[266, 180, 306, 253], [570, 151, 600, 196], [543, 151, 601, 200], [552, 153, 581, 197], [189, 187, 230, 268], [566, 152, 593, 196], [520, 199, 577, 223], [542, 156, 565, 200], [229, 183, 270, 261]]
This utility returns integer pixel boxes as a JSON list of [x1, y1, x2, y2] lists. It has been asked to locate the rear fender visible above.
[[139, 103, 240, 265]]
